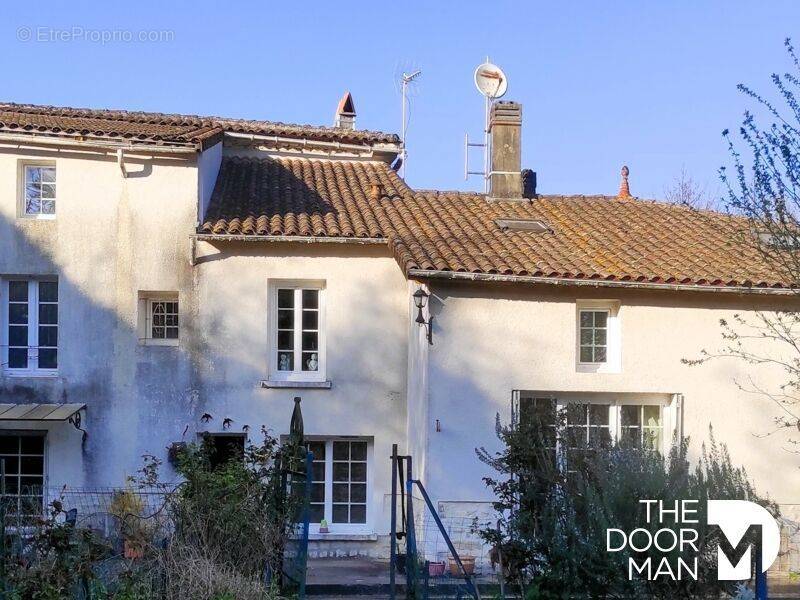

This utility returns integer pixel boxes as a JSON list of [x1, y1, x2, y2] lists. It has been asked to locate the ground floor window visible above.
[[519, 395, 666, 463], [202, 433, 246, 469], [306, 438, 369, 529], [0, 433, 45, 520]]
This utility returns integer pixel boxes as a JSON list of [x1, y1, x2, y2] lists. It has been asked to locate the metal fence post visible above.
[[298, 450, 313, 600], [390, 444, 398, 600], [406, 455, 418, 598]]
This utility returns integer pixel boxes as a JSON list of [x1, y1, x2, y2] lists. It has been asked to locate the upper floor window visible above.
[[3, 279, 58, 375], [270, 282, 325, 382], [576, 301, 621, 373], [22, 165, 56, 218]]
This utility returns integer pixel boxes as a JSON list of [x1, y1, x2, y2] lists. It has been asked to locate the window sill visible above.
[[260, 380, 332, 389], [2, 371, 59, 379], [576, 363, 620, 374], [295, 532, 377, 542], [140, 339, 180, 347]]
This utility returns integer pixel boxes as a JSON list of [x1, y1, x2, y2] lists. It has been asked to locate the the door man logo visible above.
[[708, 500, 780, 580], [607, 500, 780, 581]]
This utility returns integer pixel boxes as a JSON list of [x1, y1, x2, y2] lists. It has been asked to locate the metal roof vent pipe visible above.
[[489, 101, 524, 199], [334, 91, 356, 130]]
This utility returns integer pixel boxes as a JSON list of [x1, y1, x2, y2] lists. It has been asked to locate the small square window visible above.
[[138, 293, 179, 346], [576, 302, 620, 373]]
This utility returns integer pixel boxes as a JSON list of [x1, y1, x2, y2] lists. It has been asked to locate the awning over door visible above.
[[0, 404, 85, 421]]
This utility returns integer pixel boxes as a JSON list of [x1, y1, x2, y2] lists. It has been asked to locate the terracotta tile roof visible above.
[[0, 102, 399, 146], [200, 156, 409, 238], [199, 156, 791, 290]]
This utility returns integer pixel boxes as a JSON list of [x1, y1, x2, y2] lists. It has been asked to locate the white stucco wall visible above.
[[419, 281, 800, 522]]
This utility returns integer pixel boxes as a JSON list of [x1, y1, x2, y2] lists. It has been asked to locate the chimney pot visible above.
[[489, 101, 523, 198], [618, 165, 632, 199], [334, 91, 356, 130]]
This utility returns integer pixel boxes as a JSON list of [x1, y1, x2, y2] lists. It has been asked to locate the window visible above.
[[270, 283, 325, 381], [202, 434, 245, 469], [3, 280, 58, 374], [578, 310, 608, 363], [519, 395, 666, 458], [21, 165, 56, 218], [137, 293, 179, 346], [576, 301, 621, 372], [0, 433, 45, 521], [306, 438, 370, 531]]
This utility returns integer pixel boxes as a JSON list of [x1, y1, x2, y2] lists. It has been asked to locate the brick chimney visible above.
[[489, 101, 523, 198], [334, 91, 356, 130]]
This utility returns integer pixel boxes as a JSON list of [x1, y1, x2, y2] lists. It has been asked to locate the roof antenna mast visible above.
[[465, 57, 509, 193], [399, 69, 422, 180]]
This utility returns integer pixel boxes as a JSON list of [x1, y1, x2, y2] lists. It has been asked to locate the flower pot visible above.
[[448, 555, 476, 576], [428, 561, 446, 577], [124, 540, 144, 560]]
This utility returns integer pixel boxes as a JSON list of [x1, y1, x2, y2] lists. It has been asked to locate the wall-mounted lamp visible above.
[[413, 288, 434, 345], [435, 419, 441, 433]]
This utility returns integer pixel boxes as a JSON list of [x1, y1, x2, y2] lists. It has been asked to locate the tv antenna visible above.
[[465, 58, 508, 192], [398, 68, 422, 179]]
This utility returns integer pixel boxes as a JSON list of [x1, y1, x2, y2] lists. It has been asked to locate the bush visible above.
[[477, 410, 777, 600]]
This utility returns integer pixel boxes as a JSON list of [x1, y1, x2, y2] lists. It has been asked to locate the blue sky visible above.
[[3, 1, 798, 199]]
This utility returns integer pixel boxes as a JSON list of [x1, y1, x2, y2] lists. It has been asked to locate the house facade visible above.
[[0, 98, 797, 561]]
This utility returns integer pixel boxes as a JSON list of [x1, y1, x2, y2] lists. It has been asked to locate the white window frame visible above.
[[304, 437, 372, 535], [1, 279, 58, 377], [0, 431, 47, 521], [515, 392, 672, 457], [576, 300, 621, 373], [18, 162, 57, 220], [137, 292, 180, 346], [268, 280, 326, 382]]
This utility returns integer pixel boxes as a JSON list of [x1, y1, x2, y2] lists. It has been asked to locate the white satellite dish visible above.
[[474, 61, 508, 99]]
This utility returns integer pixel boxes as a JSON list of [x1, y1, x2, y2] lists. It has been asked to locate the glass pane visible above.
[[277, 289, 294, 309], [350, 442, 367, 461], [165, 327, 178, 340], [302, 332, 318, 351], [350, 483, 366, 503], [0, 437, 18, 454], [579, 311, 592, 327], [8, 326, 27, 346], [621, 427, 641, 448], [152, 326, 165, 339], [41, 200, 55, 215], [8, 282, 28, 302], [25, 167, 42, 184], [594, 312, 608, 327], [333, 483, 349, 502], [277, 352, 293, 371], [307, 442, 326, 460], [302, 352, 319, 372], [20, 477, 42, 494], [311, 462, 325, 481], [579, 329, 592, 345], [594, 346, 607, 363], [277, 309, 294, 329], [1, 457, 19, 474], [589, 404, 609, 425], [20, 457, 43, 475], [350, 505, 366, 524], [302, 289, 319, 309], [332, 504, 348, 523], [589, 427, 611, 448], [3, 478, 18, 494], [351, 463, 367, 482], [566, 403, 587, 425], [38, 282, 57, 302], [9, 304, 28, 324], [39, 325, 59, 346], [643, 406, 661, 427], [333, 463, 349, 482], [579, 346, 593, 363], [40, 167, 56, 183], [302, 311, 318, 330], [309, 504, 325, 523], [277, 331, 294, 350], [621, 405, 640, 427], [20, 437, 43, 454], [40, 184, 55, 199], [594, 328, 607, 346], [332, 442, 349, 460], [311, 483, 325, 503], [644, 428, 662, 451], [38, 349, 57, 369], [39, 304, 58, 325], [25, 190, 40, 214], [8, 349, 27, 369]]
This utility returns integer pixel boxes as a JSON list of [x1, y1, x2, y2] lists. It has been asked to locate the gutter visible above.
[[193, 233, 387, 245], [224, 131, 401, 157], [407, 268, 798, 296], [0, 131, 198, 156]]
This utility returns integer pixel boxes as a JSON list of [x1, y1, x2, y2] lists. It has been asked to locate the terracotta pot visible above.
[[448, 555, 476, 576], [428, 561, 446, 577], [124, 540, 144, 560]]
